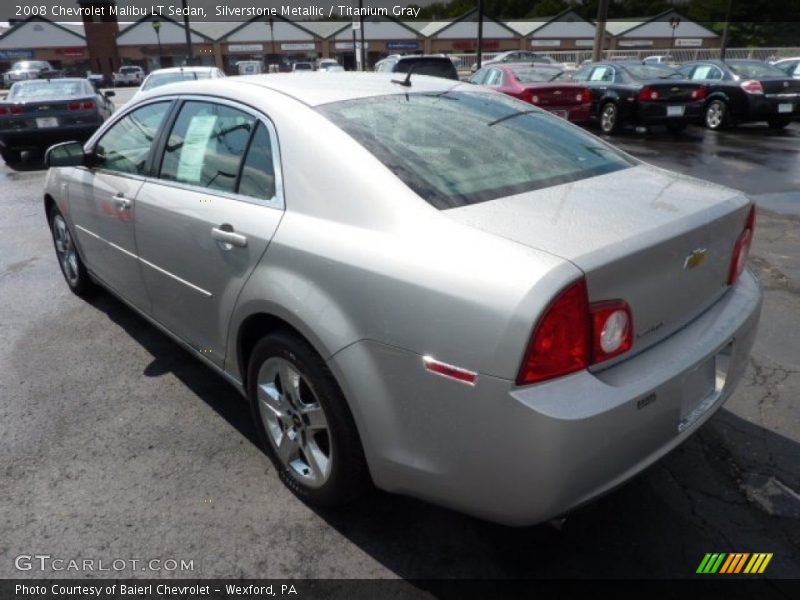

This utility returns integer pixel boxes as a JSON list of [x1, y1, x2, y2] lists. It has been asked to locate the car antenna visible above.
[[391, 63, 418, 87]]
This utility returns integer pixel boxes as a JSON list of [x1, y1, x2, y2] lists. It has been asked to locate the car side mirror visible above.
[[45, 141, 87, 168], [104, 90, 115, 98]]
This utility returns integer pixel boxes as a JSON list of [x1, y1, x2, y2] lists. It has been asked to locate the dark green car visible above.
[[0, 78, 114, 164]]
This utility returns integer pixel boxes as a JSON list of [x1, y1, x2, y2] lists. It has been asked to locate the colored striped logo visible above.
[[696, 553, 773, 574]]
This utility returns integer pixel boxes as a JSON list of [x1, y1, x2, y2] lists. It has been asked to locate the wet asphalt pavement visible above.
[[0, 88, 798, 587]]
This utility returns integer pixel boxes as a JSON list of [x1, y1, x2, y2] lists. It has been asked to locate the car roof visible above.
[[142, 72, 468, 107], [148, 67, 217, 75], [13, 77, 86, 84]]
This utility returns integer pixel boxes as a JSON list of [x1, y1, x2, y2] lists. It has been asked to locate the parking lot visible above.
[[0, 83, 798, 583]]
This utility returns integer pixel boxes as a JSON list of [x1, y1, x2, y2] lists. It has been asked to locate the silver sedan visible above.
[[42, 73, 762, 525]]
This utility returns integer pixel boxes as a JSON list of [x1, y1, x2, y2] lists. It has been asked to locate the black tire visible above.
[[704, 99, 729, 130], [1, 148, 21, 165], [599, 102, 621, 134], [247, 331, 370, 507], [48, 206, 95, 297], [666, 122, 687, 133], [767, 119, 790, 130]]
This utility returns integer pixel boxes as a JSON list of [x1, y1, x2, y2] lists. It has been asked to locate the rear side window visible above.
[[160, 101, 256, 193], [94, 101, 171, 175], [318, 91, 634, 209], [237, 123, 276, 201]]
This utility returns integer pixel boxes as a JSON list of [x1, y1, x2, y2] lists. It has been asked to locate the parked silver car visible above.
[[42, 73, 762, 525]]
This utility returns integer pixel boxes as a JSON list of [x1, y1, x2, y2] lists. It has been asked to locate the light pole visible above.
[[181, 0, 194, 65], [592, 0, 609, 62], [266, 17, 275, 71], [152, 20, 162, 69], [476, 0, 484, 70], [669, 16, 681, 52]]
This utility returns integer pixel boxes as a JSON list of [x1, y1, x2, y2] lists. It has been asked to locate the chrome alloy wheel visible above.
[[256, 357, 332, 487], [52, 214, 80, 287], [706, 101, 725, 129], [600, 103, 617, 133]]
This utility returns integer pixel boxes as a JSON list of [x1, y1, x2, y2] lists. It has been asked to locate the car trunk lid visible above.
[[445, 165, 751, 362], [525, 84, 586, 107]]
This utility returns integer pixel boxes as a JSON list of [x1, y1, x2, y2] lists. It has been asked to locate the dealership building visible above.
[[0, 8, 720, 77]]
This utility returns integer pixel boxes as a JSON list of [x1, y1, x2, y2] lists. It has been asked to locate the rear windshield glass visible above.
[[394, 59, 457, 79], [317, 91, 634, 209], [729, 61, 787, 78], [142, 71, 212, 91], [510, 66, 563, 82], [9, 80, 88, 99], [625, 64, 682, 79]]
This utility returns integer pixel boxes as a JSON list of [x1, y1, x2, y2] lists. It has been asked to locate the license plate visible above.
[[778, 103, 793, 113], [550, 110, 568, 119], [36, 117, 58, 128], [667, 105, 685, 117]]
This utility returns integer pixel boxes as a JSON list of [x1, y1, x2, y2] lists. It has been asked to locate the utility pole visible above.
[[476, 0, 484, 70], [359, 0, 365, 70], [592, 0, 610, 63], [720, 0, 734, 60], [181, 0, 194, 65]]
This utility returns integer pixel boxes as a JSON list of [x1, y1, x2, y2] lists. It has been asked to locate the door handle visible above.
[[211, 225, 248, 248], [112, 194, 131, 210]]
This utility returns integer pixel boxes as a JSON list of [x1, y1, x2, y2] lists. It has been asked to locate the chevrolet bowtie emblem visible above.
[[684, 248, 708, 269]]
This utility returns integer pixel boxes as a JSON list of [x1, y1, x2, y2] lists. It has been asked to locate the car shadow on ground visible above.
[[86, 289, 799, 580]]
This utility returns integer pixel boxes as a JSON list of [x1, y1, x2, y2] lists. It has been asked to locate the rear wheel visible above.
[[599, 102, 620, 134], [767, 118, 790, 130], [247, 332, 370, 506], [49, 207, 95, 297], [705, 99, 729, 130]]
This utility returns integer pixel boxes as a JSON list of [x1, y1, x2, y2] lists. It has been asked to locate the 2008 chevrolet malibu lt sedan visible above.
[[42, 73, 761, 526]]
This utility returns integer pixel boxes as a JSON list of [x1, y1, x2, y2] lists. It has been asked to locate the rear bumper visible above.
[[0, 123, 100, 151], [742, 94, 800, 121], [634, 100, 705, 126], [542, 104, 592, 123], [329, 269, 762, 526]]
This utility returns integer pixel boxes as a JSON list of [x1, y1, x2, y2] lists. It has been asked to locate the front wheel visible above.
[[247, 332, 370, 507], [49, 207, 95, 297], [705, 99, 729, 130]]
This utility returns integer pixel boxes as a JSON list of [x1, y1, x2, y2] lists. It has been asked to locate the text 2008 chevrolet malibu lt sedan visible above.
[[43, 73, 761, 526]]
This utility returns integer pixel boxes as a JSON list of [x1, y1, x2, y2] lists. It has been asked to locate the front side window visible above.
[[94, 101, 171, 175], [318, 91, 634, 209]]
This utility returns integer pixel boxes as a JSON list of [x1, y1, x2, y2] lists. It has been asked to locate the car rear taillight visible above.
[[68, 102, 81, 111], [638, 86, 660, 101], [691, 85, 708, 100], [515, 278, 634, 385], [740, 80, 764, 94], [577, 87, 592, 103], [590, 300, 633, 363], [82, 101, 95, 110], [0, 106, 8, 115], [10, 105, 24, 114], [728, 205, 756, 285]]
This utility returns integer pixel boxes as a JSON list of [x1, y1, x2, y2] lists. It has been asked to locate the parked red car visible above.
[[469, 63, 592, 123]]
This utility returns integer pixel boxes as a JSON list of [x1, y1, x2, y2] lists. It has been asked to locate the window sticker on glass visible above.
[[176, 114, 218, 183], [693, 66, 712, 80]]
